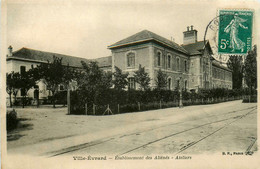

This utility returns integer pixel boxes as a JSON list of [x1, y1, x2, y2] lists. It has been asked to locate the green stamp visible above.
[[218, 9, 253, 54]]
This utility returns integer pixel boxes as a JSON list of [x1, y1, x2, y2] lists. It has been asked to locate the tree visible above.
[[6, 72, 20, 107], [20, 69, 37, 108], [78, 61, 112, 105], [227, 55, 243, 89], [155, 69, 168, 90], [38, 56, 66, 108], [11, 72, 22, 104], [244, 45, 257, 93], [113, 66, 129, 90], [134, 64, 151, 91]]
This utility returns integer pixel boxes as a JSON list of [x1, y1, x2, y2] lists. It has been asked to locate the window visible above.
[[176, 80, 180, 89], [176, 57, 180, 71], [168, 78, 172, 90], [157, 52, 161, 66], [20, 66, 26, 75], [167, 55, 171, 68], [127, 52, 135, 68], [128, 78, 136, 90], [184, 60, 187, 72]]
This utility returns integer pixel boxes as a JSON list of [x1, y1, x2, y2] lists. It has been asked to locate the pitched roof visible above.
[[108, 30, 188, 54], [212, 60, 231, 72], [182, 40, 209, 55], [91, 56, 112, 67], [7, 47, 111, 68]]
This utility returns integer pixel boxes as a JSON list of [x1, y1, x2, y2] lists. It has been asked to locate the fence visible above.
[[70, 95, 245, 115]]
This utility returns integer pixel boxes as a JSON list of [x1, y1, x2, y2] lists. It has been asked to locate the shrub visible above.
[[69, 88, 256, 115], [6, 109, 18, 131], [242, 95, 257, 103]]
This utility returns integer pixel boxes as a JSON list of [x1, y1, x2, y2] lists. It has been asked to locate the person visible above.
[[224, 13, 248, 52]]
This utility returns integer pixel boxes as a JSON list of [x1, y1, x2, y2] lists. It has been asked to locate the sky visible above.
[[5, 0, 259, 59]]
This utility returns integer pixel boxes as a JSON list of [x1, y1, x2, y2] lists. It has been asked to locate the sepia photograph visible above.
[[1, 0, 259, 168]]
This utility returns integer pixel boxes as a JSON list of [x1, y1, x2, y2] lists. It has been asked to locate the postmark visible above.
[[218, 9, 253, 55]]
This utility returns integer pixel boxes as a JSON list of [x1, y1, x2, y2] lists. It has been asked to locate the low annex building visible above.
[[6, 47, 111, 105], [6, 26, 232, 105]]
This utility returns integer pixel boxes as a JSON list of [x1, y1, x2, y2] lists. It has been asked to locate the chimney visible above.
[[183, 25, 198, 45], [7, 45, 13, 57]]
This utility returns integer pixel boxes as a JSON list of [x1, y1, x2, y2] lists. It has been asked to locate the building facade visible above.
[[108, 26, 232, 91], [6, 26, 232, 105], [6, 47, 111, 105]]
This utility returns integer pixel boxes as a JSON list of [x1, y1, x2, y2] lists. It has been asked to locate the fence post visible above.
[[118, 104, 120, 114], [85, 103, 88, 115], [93, 104, 95, 115], [138, 102, 141, 111], [67, 88, 70, 115]]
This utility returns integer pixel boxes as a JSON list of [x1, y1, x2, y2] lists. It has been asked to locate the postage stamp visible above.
[[218, 9, 253, 54]]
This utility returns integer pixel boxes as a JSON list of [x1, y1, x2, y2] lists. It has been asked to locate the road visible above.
[[7, 100, 257, 157]]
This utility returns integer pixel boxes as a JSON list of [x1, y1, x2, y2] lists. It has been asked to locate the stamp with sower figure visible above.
[[218, 9, 253, 55]]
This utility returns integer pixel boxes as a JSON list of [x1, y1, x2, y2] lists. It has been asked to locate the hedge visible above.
[[69, 88, 256, 115]]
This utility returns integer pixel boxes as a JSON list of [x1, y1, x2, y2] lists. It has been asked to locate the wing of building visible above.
[[6, 26, 232, 105], [108, 26, 232, 91], [6, 47, 111, 105]]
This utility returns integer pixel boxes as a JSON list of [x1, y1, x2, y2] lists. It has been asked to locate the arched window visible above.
[[184, 60, 187, 72], [168, 78, 172, 90], [176, 57, 180, 71], [167, 55, 171, 68], [157, 52, 161, 66], [176, 80, 180, 89], [127, 52, 135, 68]]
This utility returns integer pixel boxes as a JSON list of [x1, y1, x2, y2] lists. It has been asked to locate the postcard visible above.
[[1, 0, 259, 168]]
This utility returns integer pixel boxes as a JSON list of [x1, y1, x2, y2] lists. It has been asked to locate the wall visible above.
[[212, 65, 232, 89], [6, 59, 50, 99]]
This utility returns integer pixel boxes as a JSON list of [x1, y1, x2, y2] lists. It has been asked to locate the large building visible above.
[[6, 26, 232, 105], [6, 47, 111, 104], [108, 26, 232, 91]]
